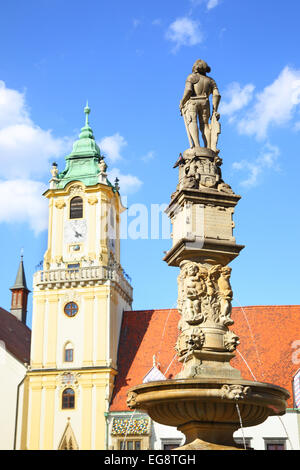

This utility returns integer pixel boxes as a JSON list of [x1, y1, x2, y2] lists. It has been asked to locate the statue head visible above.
[[192, 59, 211, 75]]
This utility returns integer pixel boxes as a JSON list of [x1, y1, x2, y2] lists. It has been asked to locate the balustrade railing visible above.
[[34, 265, 132, 298]]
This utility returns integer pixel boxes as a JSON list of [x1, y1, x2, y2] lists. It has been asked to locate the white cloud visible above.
[[294, 121, 300, 132], [152, 18, 162, 26], [0, 179, 48, 234], [0, 81, 70, 234], [165, 17, 203, 52], [207, 0, 220, 9], [0, 81, 30, 128], [0, 81, 69, 180], [237, 66, 300, 139], [189, 0, 221, 10], [141, 150, 155, 163], [0, 124, 68, 179], [108, 168, 143, 195], [99, 133, 127, 162], [233, 143, 280, 187], [220, 82, 255, 119], [132, 18, 141, 28]]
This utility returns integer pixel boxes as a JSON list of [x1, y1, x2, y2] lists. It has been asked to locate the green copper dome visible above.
[[67, 102, 101, 158], [56, 104, 104, 189]]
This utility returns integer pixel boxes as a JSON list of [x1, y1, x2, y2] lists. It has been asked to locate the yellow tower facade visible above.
[[20, 105, 132, 450]]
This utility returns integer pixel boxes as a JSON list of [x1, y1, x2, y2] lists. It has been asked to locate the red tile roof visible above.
[[0, 307, 31, 364], [110, 305, 300, 411]]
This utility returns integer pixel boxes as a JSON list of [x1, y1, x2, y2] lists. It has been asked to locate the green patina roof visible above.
[[56, 103, 107, 189]]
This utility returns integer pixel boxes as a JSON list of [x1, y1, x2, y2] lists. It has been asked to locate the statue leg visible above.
[[202, 102, 211, 149], [198, 116, 206, 147], [186, 103, 201, 148]]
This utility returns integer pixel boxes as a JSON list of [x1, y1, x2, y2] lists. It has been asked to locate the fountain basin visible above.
[[127, 378, 289, 450]]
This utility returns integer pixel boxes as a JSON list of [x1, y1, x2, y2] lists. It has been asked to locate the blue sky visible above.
[[1, 0, 300, 328]]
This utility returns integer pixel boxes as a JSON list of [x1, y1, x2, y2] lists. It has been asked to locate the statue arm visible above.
[[211, 79, 221, 113], [180, 79, 193, 110]]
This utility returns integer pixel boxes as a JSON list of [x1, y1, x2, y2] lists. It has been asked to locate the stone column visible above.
[[164, 147, 244, 380]]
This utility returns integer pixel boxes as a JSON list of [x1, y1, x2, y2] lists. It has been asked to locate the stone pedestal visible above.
[[163, 147, 244, 380]]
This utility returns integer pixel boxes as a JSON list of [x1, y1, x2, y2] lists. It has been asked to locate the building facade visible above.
[[18, 105, 132, 450]]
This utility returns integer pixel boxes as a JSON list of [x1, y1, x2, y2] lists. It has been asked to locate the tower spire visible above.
[[84, 100, 90, 126], [10, 252, 30, 324]]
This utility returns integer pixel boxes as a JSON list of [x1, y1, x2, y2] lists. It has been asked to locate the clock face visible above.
[[64, 219, 87, 243]]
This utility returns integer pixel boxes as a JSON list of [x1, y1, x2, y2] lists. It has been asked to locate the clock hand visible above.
[[74, 230, 82, 238]]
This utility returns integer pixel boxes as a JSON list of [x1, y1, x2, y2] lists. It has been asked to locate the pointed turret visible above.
[[10, 253, 30, 324]]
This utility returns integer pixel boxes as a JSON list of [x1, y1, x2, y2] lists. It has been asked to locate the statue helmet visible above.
[[192, 59, 211, 74]]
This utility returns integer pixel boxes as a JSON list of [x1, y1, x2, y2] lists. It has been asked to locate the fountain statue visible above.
[[127, 60, 289, 450]]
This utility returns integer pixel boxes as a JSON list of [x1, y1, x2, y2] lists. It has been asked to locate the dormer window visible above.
[[70, 197, 83, 219]]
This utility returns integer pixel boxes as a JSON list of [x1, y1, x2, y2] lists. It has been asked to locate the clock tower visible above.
[[21, 105, 133, 450]]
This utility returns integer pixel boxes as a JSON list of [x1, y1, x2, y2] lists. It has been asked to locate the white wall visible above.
[[108, 410, 300, 450], [0, 344, 26, 450], [234, 410, 300, 450]]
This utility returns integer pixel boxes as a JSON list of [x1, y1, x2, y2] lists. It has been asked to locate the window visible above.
[[264, 439, 286, 450], [266, 443, 285, 450], [234, 437, 252, 449], [64, 302, 78, 318], [160, 439, 182, 450], [119, 440, 141, 450], [67, 263, 80, 271], [70, 197, 83, 219], [64, 343, 74, 362], [163, 444, 178, 450], [62, 388, 75, 409]]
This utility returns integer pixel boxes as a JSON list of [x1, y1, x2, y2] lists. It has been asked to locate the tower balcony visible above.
[[33, 265, 133, 302]]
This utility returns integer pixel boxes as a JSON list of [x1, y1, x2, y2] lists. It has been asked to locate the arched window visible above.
[[64, 342, 74, 362], [70, 197, 83, 219], [62, 388, 75, 409]]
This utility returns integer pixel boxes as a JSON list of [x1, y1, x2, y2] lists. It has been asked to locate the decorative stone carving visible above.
[[218, 266, 234, 327], [88, 196, 98, 205], [178, 262, 234, 327], [175, 328, 205, 357], [127, 391, 138, 409], [180, 59, 221, 151], [69, 184, 85, 196], [50, 162, 59, 178], [56, 372, 81, 390], [62, 290, 81, 305], [181, 156, 221, 191], [55, 199, 66, 209], [220, 384, 250, 401], [99, 158, 107, 174], [224, 331, 240, 352]]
